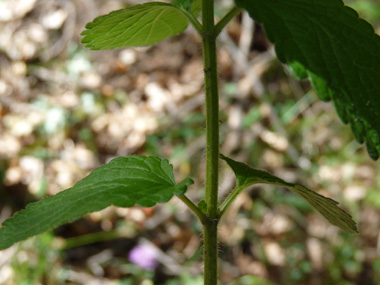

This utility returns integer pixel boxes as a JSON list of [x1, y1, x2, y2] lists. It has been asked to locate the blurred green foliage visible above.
[[11, 233, 61, 284]]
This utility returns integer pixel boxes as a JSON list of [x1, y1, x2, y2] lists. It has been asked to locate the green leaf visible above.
[[172, 0, 201, 16], [198, 199, 207, 214], [0, 156, 193, 250], [235, 0, 380, 160], [191, 0, 202, 16], [220, 155, 358, 233], [81, 2, 190, 49]]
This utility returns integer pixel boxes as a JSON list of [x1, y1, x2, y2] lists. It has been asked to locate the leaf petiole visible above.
[[214, 6, 243, 37], [177, 194, 209, 224], [218, 184, 246, 218], [177, 7, 203, 35]]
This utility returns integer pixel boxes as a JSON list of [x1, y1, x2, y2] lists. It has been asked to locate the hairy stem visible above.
[[202, 0, 220, 283], [203, 219, 219, 284]]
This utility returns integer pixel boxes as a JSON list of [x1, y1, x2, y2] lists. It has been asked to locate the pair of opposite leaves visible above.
[[0, 155, 357, 250]]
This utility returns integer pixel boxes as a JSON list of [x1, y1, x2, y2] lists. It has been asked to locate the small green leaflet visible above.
[[0, 156, 193, 250], [221, 155, 358, 233], [235, 0, 380, 160], [81, 0, 200, 50], [198, 199, 208, 214]]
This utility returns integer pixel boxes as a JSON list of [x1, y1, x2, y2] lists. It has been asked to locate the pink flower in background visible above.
[[128, 243, 159, 270]]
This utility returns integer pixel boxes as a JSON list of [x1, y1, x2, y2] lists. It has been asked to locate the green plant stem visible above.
[[214, 6, 243, 37], [177, 195, 208, 224], [203, 219, 219, 284], [202, 0, 220, 284], [202, 0, 219, 224]]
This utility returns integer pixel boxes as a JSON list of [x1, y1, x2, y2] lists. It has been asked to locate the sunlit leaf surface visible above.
[[81, 2, 189, 49], [0, 156, 193, 250]]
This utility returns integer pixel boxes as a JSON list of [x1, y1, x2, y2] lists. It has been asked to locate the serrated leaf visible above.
[[81, 2, 190, 49], [0, 156, 193, 250], [236, 0, 380, 160], [221, 155, 358, 233]]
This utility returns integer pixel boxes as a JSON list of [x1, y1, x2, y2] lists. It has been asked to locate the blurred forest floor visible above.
[[0, 0, 380, 284]]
